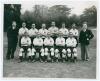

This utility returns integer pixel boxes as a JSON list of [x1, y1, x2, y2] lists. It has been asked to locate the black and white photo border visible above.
[[0, 0, 99, 80]]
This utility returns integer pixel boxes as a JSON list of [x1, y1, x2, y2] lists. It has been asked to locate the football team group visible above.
[[6, 21, 94, 63]]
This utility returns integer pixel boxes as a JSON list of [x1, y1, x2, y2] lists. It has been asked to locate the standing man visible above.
[[70, 23, 78, 46], [79, 22, 94, 61], [6, 21, 18, 60], [39, 23, 48, 40], [28, 24, 38, 44], [59, 22, 69, 39], [18, 22, 29, 47], [48, 21, 59, 42]]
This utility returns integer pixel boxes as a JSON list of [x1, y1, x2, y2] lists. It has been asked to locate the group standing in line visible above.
[[6, 21, 94, 63]]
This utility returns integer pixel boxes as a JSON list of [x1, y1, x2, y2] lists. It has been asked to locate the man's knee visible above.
[[31, 48, 36, 56], [27, 48, 31, 56], [67, 48, 71, 57], [19, 48, 24, 56], [73, 48, 77, 57]]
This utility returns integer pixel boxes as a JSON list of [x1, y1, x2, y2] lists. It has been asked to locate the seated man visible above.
[[66, 32, 77, 62], [44, 32, 54, 62], [55, 32, 66, 62], [33, 33, 43, 61], [18, 32, 31, 62]]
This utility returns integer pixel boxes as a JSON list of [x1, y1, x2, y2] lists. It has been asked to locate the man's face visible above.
[[47, 35, 50, 38], [69, 33, 73, 38], [82, 24, 87, 30], [72, 24, 76, 29], [62, 23, 65, 28], [51, 22, 55, 27], [24, 33, 28, 38], [12, 22, 16, 27], [22, 23, 26, 27], [32, 24, 35, 29], [42, 24, 46, 29]]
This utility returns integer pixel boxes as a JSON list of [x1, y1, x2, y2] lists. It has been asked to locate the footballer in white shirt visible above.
[[19, 22, 29, 36], [44, 32, 54, 62], [66, 32, 78, 62], [69, 23, 79, 46], [28, 24, 38, 42], [39, 24, 48, 39], [33, 33, 43, 61], [18, 32, 31, 62], [59, 23, 69, 39], [55, 32, 66, 62], [48, 22, 59, 42], [18, 22, 29, 47], [69, 23, 78, 37]]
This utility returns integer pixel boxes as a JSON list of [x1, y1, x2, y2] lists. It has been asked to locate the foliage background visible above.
[[4, 4, 97, 31]]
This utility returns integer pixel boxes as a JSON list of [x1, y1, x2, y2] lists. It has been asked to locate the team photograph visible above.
[[2, 0, 97, 79]]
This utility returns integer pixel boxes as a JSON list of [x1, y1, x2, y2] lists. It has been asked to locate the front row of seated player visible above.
[[18, 31, 77, 63]]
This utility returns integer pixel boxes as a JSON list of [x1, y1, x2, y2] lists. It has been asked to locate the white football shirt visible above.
[[55, 37, 65, 46], [21, 37, 31, 46], [33, 37, 43, 46], [19, 27, 29, 36], [66, 37, 77, 47], [44, 37, 54, 46], [28, 28, 38, 37], [69, 29, 78, 37]]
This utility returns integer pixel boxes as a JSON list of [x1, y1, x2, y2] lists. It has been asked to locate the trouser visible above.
[[81, 44, 89, 60], [6, 38, 17, 59]]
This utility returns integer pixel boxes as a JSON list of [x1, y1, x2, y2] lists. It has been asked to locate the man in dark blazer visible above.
[[79, 22, 94, 61], [6, 21, 18, 60]]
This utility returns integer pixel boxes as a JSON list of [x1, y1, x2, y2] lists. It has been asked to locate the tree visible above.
[[48, 5, 71, 27], [80, 5, 97, 27], [69, 14, 80, 27], [4, 4, 21, 31]]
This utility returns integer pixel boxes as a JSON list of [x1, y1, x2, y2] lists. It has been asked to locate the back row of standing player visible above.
[[18, 22, 78, 62], [19, 22, 78, 40]]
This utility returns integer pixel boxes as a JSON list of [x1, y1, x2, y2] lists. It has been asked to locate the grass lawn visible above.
[[3, 29, 96, 78]]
